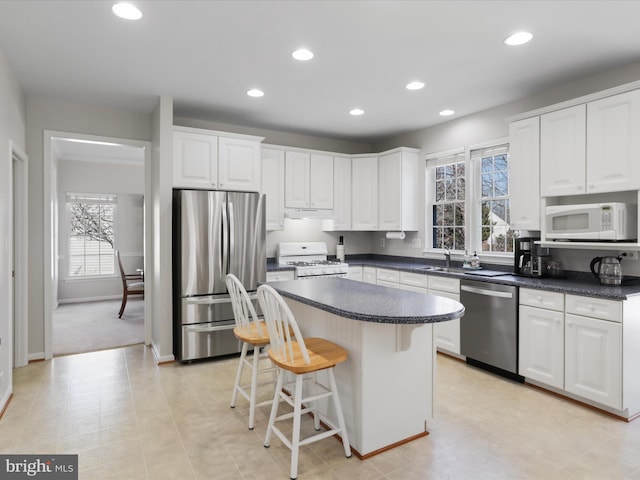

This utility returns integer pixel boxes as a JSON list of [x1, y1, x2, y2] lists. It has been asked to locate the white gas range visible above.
[[277, 242, 349, 279]]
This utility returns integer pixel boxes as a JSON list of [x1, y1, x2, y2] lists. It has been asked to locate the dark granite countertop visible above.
[[265, 278, 465, 324], [266, 255, 640, 300]]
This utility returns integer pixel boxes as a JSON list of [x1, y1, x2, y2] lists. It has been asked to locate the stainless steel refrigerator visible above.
[[172, 189, 266, 361]]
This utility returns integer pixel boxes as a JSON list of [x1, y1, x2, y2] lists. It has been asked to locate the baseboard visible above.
[[151, 342, 175, 364], [28, 352, 45, 361], [58, 295, 122, 304]]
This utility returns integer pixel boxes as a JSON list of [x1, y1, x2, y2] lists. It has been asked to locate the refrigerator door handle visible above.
[[228, 201, 235, 265], [184, 324, 236, 333], [221, 201, 229, 279]]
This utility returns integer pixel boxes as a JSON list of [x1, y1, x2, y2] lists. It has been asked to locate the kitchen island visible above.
[[266, 278, 465, 458]]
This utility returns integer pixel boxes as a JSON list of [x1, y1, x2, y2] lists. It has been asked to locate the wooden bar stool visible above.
[[226, 274, 275, 430], [257, 284, 351, 480]]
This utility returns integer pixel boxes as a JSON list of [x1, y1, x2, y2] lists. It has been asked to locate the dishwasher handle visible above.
[[461, 285, 514, 299]]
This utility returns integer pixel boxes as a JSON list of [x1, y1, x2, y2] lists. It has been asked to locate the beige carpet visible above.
[[53, 298, 144, 356]]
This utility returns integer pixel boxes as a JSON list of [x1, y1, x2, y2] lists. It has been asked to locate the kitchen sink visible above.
[[420, 266, 468, 274]]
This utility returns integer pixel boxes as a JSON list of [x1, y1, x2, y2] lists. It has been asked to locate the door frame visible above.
[[43, 130, 152, 359], [10, 140, 28, 368]]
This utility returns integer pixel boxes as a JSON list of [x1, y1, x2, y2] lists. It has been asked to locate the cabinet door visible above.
[[540, 105, 586, 196], [587, 90, 640, 193], [565, 313, 622, 409], [430, 290, 461, 355], [346, 266, 362, 281], [309, 153, 334, 209], [332, 157, 352, 230], [261, 148, 285, 231], [362, 266, 377, 284], [218, 137, 261, 191], [285, 151, 310, 208], [352, 157, 378, 230], [173, 131, 218, 188], [509, 117, 541, 230], [378, 151, 402, 231], [519, 305, 564, 389]]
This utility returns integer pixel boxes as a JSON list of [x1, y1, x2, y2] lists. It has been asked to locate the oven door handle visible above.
[[461, 285, 513, 299], [185, 324, 236, 333]]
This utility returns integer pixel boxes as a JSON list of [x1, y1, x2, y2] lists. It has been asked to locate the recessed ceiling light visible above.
[[504, 31, 533, 46], [439, 109, 455, 116], [349, 108, 364, 116], [406, 81, 425, 91], [292, 48, 314, 61], [112, 2, 142, 20], [246, 89, 264, 98]]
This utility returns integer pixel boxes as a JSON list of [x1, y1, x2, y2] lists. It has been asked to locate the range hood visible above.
[[284, 208, 335, 220]]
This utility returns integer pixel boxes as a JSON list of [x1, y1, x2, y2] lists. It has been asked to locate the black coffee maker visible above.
[[514, 236, 549, 277]]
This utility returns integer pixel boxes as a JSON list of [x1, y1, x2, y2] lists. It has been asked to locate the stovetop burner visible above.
[[286, 260, 344, 267]]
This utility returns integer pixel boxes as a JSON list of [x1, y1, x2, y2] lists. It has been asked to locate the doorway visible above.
[[43, 131, 152, 358]]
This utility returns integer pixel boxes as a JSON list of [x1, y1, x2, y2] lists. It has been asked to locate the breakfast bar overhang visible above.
[[266, 278, 465, 459]]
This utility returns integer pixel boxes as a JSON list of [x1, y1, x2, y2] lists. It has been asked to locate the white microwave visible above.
[[545, 202, 637, 241]]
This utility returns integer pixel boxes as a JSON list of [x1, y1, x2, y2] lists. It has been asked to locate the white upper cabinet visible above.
[[285, 151, 334, 210], [351, 156, 378, 230], [332, 156, 352, 230], [586, 89, 640, 193], [173, 130, 219, 189], [540, 104, 586, 196], [509, 117, 541, 230], [218, 137, 261, 191], [261, 148, 285, 231], [378, 148, 420, 231], [540, 89, 640, 196], [310, 153, 334, 209], [285, 151, 310, 208], [173, 126, 263, 191]]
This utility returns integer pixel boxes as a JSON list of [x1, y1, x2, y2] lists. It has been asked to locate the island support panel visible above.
[[286, 298, 436, 458]]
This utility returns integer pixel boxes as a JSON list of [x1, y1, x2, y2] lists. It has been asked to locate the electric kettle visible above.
[[590, 256, 623, 285]]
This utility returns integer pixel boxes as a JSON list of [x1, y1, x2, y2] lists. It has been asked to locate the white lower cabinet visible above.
[[346, 266, 362, 282], [362, 266, 377, 284], [565, 313, 622, 410], [519, 288, 565, 389], [519, 305, 564, 389], [427, 276, 461, 355], [376, 268, 400, 289]]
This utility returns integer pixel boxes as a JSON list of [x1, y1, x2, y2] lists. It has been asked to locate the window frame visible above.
[[65, 192, 118, 280], [425, 137, 511, 261]]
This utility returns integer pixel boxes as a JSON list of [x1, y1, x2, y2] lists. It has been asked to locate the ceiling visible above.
[[2, 1, 640, 143]]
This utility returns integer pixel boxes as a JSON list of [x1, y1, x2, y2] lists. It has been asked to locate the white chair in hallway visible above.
[[257, 284, 351, 480], [226, 274, 275, 430]]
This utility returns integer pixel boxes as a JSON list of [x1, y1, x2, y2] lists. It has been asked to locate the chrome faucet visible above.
[[444, 249, 451, 268]]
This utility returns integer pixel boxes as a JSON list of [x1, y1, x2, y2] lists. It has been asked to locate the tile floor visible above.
[[2, 346, 640, 479]]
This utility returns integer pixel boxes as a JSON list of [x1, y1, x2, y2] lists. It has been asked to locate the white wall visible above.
[[0, 48, 26, 410], [368, 60, 640, 275], [25, 97, 152, 359]]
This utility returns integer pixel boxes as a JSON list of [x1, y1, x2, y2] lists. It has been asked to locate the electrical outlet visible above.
[[380, 238, 385, 247], [622, 251, 639, 261]]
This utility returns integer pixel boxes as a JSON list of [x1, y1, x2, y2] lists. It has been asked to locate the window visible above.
[[475, 144, 513, 253], [67, 193, 117, 277], [431, 152, 466, 250], [427, 142, 512, 255]]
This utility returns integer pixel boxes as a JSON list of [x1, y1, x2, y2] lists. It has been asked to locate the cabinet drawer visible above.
[[266, 270, 295, 282], [376, 268, 400, 283], [399, 271, 428, 289], [565, 294, 622, 323], [427, 276, 460, 294], [520, 288, 564, 311], [363, 266, 377, 284]]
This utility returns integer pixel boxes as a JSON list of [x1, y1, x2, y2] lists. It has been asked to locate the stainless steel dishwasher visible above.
[[460, 279, 523, 382]]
